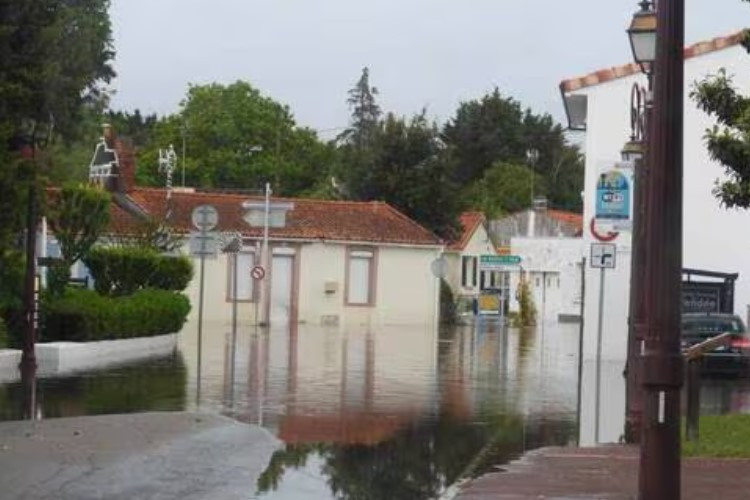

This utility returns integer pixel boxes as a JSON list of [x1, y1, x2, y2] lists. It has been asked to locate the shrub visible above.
[[42, 288, 191, 342], [84, 247, 193, 296], [440, 279, 457, 324], [515, 277, 537, 327]]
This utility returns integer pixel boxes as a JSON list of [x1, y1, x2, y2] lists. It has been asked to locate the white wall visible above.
[[509, 237, 584, 322], [444, 222, 496, 298], [572, 44, 750, 367]]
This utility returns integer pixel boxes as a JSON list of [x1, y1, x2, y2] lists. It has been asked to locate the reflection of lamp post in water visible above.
[[220, 231, 243, 408]]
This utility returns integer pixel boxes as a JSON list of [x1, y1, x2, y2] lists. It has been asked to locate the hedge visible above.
[[84, 247, 193, 296], [41, 288, 191, 342]]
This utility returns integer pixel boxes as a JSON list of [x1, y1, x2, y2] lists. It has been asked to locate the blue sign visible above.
[[595, 170, 630, 220]]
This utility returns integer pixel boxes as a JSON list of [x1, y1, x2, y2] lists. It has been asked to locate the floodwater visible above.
[[5, 319, 747, 498], [0, 320, 580, 498]]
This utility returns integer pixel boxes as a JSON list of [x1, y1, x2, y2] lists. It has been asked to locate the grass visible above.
[[683, 414, 750, 458]]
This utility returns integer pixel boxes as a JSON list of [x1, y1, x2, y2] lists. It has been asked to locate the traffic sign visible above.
[[189, 231, 218, 257], [480, 255, 522, 270], [251, 266, 266, 280], [192, 205, 219, 232], [590, 243, 617, 269], [430, 257, 448, 278]]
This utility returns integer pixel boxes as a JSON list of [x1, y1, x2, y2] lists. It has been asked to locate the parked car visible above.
[[681, 313, 750, 375]]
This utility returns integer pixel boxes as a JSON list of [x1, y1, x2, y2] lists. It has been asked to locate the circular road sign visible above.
[[430, 257, 448, 279], [192, 205, 219, 232], [251, 266, 266, 280]]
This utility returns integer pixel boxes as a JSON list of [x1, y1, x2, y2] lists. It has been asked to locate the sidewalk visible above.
[[0, 412, 281, 500], [457, 445, 750, 499]]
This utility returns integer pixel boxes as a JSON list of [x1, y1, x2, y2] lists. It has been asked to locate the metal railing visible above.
[[683, 332, 733, 441]]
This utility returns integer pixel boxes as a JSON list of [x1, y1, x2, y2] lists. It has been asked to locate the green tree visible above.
[[462, 162, 537, 218], [443, 89, 584, 213], [692, 49, 750, 207], [0, 0, 114, 332], [47, 183, 110, 294], [135, 81, 331, 196]]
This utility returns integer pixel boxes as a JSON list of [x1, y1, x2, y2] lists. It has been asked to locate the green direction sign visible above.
[[480, 255, 522, 269]]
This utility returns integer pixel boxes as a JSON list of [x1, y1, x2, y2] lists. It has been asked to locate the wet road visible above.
[[1, 320, 748, 498]]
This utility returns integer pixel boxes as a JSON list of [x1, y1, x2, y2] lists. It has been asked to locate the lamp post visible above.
[[624, 0, 657, 446], [639, 0, 685, 498]]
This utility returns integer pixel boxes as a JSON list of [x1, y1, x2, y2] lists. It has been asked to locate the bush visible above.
[[440, 279, 457, 324], [42, 288, 191, 342], [84, 247, 193, 296]]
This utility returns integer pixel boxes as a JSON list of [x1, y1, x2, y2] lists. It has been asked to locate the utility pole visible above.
[[639, 0, 685, 498]]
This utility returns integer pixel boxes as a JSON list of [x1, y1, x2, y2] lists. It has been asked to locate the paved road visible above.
[[457, 445, 750, 500], [0, 412, 280, 500]]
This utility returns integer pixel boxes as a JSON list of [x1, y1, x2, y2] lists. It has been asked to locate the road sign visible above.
[[251, 266, 266, 280], [192, 205, 219, 232], [189, 231, 218, 257], [480, 255, 522, 270], [595, 170, 631, 221], [430, 257, 448, 278], [590, 243, 617, 269]]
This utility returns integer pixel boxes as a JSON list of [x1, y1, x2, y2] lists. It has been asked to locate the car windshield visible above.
[[682, 317, 744, 336]]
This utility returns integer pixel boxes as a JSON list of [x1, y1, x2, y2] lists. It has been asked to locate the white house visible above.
[[71, 127, 445, 330], [561, 31, 750, 361], [561, 32, 750, 444], [489, 203, 584, 323], [442, 213, 498, 307]]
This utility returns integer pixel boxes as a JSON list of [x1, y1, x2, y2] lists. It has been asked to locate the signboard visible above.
[[480, 255, 522, 271], [189, 231, 218, 257], [251, 266, 266, 280], [478, 291, 501, 315], [682, 287, 721, 314], [590, 243, 616, 269], [430, 257, 448, 278], [192, 205, 219, 232], [595, 170, 631, 221]]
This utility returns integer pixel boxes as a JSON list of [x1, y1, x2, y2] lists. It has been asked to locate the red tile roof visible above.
[[560, 31, 746, 93], [547, 210, 584, 236], [447, 212, 485, 251], [121, 188, 442, 247]]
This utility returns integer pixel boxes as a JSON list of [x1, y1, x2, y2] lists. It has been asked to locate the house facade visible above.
[[561, 31, 750, 361], [442, 213, 499, 309], [561, 32, 750, 445], [489, 204, 584, 323], [47, 127, 446, 329]]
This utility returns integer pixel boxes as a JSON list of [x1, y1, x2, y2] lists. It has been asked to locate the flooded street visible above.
[[3, 320, 750, 498]]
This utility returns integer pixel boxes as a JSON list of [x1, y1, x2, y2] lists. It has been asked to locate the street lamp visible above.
[[623, 2, 657, 448], [628, 1, 658, 76]]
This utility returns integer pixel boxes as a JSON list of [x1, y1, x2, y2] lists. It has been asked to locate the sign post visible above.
[[590, 243, 617, 443], [191, 205, 219, 402]]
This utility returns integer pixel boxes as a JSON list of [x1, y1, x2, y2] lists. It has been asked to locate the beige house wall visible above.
[[183, 239, 442, 328]]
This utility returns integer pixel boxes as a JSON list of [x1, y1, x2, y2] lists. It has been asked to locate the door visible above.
[[271, 254, 294, 325]]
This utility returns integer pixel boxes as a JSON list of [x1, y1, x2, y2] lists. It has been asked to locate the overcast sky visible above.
[[109, 0, 749, 138]]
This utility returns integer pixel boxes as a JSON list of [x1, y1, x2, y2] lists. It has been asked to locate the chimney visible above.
[[114, 138, 136, 194]]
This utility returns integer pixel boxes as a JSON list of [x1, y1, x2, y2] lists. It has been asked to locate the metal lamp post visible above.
[[624, 0, 657, 446], [638, 0, 685, 498]]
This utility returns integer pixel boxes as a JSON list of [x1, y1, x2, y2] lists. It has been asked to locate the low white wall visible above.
[[0, 334, 178, 383], [0, 350, 22, 383]]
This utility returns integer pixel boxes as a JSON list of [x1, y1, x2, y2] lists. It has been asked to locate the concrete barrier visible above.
[[0, 333, 178, 383]]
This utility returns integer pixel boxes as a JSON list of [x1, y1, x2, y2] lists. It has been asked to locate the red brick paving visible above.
[[457, 445, 750, 500]]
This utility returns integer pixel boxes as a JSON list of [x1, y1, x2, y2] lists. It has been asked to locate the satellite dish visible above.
[[431, 257, 448, 279]]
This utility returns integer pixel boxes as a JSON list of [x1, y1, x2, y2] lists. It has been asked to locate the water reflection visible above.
[[0, 353, 187, 421], [177, 320, 580, 498]]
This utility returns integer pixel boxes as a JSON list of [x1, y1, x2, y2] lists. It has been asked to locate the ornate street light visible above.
[[628, 1, 658, 76]]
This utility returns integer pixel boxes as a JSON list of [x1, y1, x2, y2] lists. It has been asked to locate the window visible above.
[[480, 271, 486, 290], [461, 256, 478, 288], [228, 251, 255, 301], [347, 249, 376, 306]]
